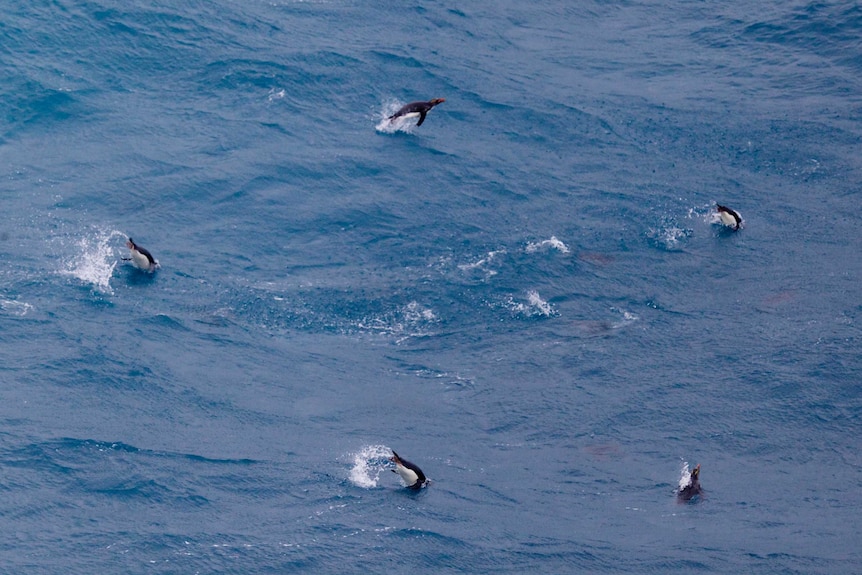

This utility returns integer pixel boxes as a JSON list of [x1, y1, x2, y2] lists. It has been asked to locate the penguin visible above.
[[388, 98, 445, 127], [677, 463, 704, 502], [390, 450, 427, 489], [716, 204, 742, 230], [123, 238, 159, 273]]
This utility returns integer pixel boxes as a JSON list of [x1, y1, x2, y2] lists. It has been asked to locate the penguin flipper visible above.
[[417, 111, 427, 126]]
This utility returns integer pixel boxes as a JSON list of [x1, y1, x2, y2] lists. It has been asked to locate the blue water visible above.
[[2, 1, 860, 573]]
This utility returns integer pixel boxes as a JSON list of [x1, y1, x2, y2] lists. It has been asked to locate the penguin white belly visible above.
[[400, 111, 421, 120], [130, 250, 152, 270], [395, 464, 420, 486], [718, 211, 738, 227]]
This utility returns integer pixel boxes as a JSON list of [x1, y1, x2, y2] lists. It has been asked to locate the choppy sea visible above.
[[1, 1, 860, 573]]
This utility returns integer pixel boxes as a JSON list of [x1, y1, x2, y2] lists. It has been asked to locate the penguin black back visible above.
[[388, 98, 445, 126]]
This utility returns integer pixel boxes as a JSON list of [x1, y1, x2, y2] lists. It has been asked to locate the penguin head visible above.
[[126, 238, 136, 250], [430, 98, 446, 106], [691, 464, 700, 480]]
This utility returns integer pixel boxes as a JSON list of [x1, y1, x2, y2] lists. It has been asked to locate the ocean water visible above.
[[1, 0, 860, 573]]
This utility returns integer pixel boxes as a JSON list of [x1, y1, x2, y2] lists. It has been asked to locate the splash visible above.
[[506, 289, 557, 318], [375, 99, 415, 134], [458, 250, 502, 271], [403, 300, 436, 321], [609, 306, 639, 328], [527, 290, 554, 316], [347, 444, 392, 488], [687, 203, 713, 222], [59, 229, 126, 294], [647, 224, 691, 250], [525, 236, 570, 254], [677, 461, 693, 491], [355, 301, 438, 342], [267, 88, 286, 102], [458, 249, 505, 281]]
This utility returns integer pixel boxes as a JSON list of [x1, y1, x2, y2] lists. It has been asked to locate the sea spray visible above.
[[348, 444, 393, 489]]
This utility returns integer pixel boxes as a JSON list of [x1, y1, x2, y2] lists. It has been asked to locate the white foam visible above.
[[609, 306, 639, 328], [0, 299, 33, 316], [401, 301, 437, 323], [506, 289, 557, 318], [347, 444, 392, 489], [267, 88, 285, 102], [527, 290, 554, 316], [648, 225, 691, 250], [59, 229, 126, 294], [525, 236, 570, 254], [354, 301, 438, 341], [458, 250, 504, 278]]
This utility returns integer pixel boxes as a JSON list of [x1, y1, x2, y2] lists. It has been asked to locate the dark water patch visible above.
[[1, 80, 92, 138]]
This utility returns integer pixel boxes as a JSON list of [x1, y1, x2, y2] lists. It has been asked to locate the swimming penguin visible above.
[[677, 463, 704, 502], [390, 450, 427, 489], [388, 98, 445, 127], [123, 238, 159, 272], [716, 204, 742, 230]]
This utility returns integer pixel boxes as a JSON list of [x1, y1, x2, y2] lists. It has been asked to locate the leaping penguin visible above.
[[123, 238, 159, 273], [388, 98, 445, 127], [390, 450, 428, 489], [677, 463, 704, 502], [716, 204, 742, 231]]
